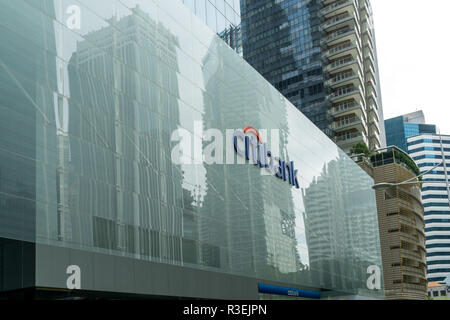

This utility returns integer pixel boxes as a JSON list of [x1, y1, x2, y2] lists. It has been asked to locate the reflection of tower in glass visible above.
[[0, 0, 58, 242], [218, 25, 242, 56], [303, 153, 380, 293], [199, 36, 304, 280], [66, 6, 184, 262], [180, 0, 242, 55]]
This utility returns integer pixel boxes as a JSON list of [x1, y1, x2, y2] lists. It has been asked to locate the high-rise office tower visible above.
[[240, 0, 385, 154], [408, 134, 450, 283], [385, 110, 437, 153]]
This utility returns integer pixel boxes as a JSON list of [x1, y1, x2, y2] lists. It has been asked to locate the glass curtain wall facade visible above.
[[240, 0, 385, 154], [385, 111, 437, 153], [179, 0, 242, 55], [0, 0, 383, 299], [408, 134, 450, 283]]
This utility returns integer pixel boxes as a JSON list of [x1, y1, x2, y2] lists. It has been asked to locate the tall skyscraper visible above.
[[240, 0, 385, 154], [408, 134, 450, 283], [385, 111, 437, 153]]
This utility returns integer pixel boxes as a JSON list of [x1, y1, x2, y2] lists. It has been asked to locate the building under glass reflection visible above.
[[0, 0, 383, 299], [180, 0, 242, 55], [200, 36, 304, 279], [303, 153, 381, 295], [65, 7, 185, 262]]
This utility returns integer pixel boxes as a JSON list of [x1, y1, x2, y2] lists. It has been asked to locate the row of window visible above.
[[424, 203, 450, 208], [426, 227, 450, 232], [413, 155, 450, 161], [426, 219, 450, 224], [426, 235, 450, 240], [428, 290, 447, 298], [419, 163, 443, 168], [426, 243, 450, 249], [409, 146, 450, 154], [408, 138, 450, 147], [428, 260, 450, 265], [428, 276, 447, 282], [428, 252, 450, 257], [427, 268, 450, 274], [422, 186, 450, 192], [423, 194, 450, 200]]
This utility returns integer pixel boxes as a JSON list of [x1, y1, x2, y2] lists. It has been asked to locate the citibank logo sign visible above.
[[233, 127, 299, 189]]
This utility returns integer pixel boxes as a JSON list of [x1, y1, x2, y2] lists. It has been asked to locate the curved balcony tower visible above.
[[321, 0, 382, 153]]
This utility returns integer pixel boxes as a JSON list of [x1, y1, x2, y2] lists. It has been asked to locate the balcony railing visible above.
[[364, 36, 374, 52], [364, 46, 375, 62], [365, 53, 375, 71], [335, 131, 365, 143], [366, 64, 376, 77], [367, 91, 378, 105], [366, 77, 377, 91], [326, 55, 362, 73], [327, 70, 362, 87], [402, 266, 426, 278], [325, 41, 360, 59], [330, 85, 363, 101], [367, 107, 379, 122], [400, 250, 424, 262], [332, 116, 363, 130], [324, 26, 361, 45], [321, 0, 357, 17], [321, 12, 358, 31], [331, 101, 365, 116], [364, 26, 374, 41]]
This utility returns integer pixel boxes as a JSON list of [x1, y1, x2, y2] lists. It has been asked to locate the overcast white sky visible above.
[[371, 0, 450, 134]]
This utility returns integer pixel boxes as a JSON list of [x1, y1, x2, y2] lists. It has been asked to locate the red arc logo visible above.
[[243, 126, 263, 143]]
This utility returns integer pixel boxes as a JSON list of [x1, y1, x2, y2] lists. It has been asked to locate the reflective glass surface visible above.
[[0, 0, 382, 297], [180, 0, 241, 55]]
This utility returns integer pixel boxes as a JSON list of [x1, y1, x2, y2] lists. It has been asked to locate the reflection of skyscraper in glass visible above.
[[199, 36, 304, 281], [0, 0, 58, 290], [180, 0, 242, 54], [66, 7, 185, 263], [303, 153, 381, 295]]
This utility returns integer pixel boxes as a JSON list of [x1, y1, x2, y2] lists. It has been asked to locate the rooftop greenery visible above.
[[370, 148, 422, 180], [351, 143, 422, 180]]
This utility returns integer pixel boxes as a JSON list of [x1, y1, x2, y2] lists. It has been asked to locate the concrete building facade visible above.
[[355, 148, 427, 300]]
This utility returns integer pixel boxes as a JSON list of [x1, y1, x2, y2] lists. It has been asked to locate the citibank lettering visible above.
[[233, 127, 299, 189]]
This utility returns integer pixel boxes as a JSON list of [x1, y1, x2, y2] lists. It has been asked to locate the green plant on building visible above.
[[350, 142, 371, 157], [370, 148, 422, 181]]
